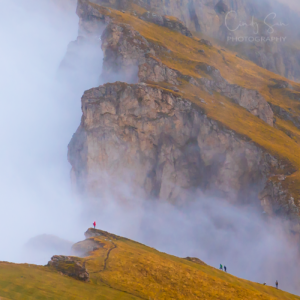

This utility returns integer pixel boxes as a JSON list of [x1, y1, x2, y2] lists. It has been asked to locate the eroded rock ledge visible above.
[[100, 21, 274, 126], [140, 12, 193, 37], [191, 63, 274, 126], [66, 1, 298, 227], [68, 82, 279, 205]]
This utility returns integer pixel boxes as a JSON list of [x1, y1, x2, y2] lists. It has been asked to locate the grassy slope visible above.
[[1, 229, 299, 300], [0, 262, 140, 300], [91, 3, 300, 201]]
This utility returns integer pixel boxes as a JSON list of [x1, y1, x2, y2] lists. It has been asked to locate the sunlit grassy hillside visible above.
[[0, 229, 299, 299]]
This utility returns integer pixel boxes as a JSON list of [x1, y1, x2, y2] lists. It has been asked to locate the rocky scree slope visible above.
[[67, 1, 300, 230]]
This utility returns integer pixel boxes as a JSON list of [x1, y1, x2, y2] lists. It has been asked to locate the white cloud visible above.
[[0, 0, 96, 262]]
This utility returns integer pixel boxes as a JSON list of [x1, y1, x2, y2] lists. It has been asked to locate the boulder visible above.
[[48, 255, 89, 282]]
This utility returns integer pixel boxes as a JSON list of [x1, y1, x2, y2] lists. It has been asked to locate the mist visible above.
[[79, 176, 300, 295], [1, 0, 300, 297], [276, 0, 300, 12], [0, 0, 92, 262]]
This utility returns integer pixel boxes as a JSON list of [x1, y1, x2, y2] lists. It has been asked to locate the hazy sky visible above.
[[0, 0, 84, 261], [276, 0, 300, 11]]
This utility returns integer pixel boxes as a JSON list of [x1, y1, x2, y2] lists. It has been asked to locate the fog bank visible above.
[[79, 177, 300, 295], [0, 0, 91, 262]]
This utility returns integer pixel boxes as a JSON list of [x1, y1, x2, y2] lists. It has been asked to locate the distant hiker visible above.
[[93, 221, 96, 229], [224, 266, 227, 272], [276, 280, 278, 289], [220, 264, 223, 270], [263, 283, 266, 285]]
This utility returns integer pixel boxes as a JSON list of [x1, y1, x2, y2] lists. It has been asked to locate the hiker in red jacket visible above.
[[93, 221, 96, 229]]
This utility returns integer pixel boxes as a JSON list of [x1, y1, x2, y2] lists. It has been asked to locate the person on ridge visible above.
[[276, 280, 278, 289], [224, 266, 227, 272], [220, 264, 223, 270], [93, 221, 96, 229]]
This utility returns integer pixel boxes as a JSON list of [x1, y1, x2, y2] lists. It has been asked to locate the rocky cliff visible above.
[[69, 81, 273, 203], [67, 1, 300, 230], [81, 0, 300, 82]]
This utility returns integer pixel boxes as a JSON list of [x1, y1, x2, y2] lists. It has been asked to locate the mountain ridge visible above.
[[79, 0, 300, 82], [1, 228, 299, 299]]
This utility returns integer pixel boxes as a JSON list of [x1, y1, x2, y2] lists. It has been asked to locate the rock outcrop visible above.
[[100, 21, 273, 125], [185, 257, 207, 266], [58, 2, 108, 90], [138, 57, 180, 85], [84, 0, 300, 82], [140, 12, 192, 37], [66, 0, 299, 228], [48, 255, 89, 281], [259, 179, 299, 219], [192, 63, 274, 126], [101, 22, 151, 83], [68, 82, 277, 204], [269, 102, 300, 129]]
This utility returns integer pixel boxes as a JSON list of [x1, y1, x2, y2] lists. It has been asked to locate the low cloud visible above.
[[0, 0, 96, 262], [80, 175, 300, 295], [276, 0, 300, 12]]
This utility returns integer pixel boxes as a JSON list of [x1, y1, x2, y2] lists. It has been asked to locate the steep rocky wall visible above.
[[66, 1, 299, 229], [191, 63, 274, 126], [85, 0, 300, 82], [68, 82, 274, 204], [100, 21, 273, 125], [143, 0, 300, 82], [58, 3, 108, 89]]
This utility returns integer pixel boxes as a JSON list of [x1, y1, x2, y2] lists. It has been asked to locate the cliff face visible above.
[[68, 82, 272, 203], [85, 0, 300, 82], [67, 1, 300, 229]]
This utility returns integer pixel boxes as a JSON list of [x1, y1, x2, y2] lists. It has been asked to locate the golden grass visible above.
[[1, 229, 300, 299], [64, 230, 300, 300], [0, 261, 140, 300]]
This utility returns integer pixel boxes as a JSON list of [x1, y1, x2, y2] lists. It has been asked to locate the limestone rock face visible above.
[[84, 0, 300, 81], [269, 102, 300, 129], [101, 22, 151, 83], [259, 179, 300, 232], [100, 21, 273, 126], [140, 12, 193, 37], [48, 255, 89, 281], [68, 82, 274, 203], [138, 57, 180, 85], [192, 63, 274, 126], [66, 0, 298, 227], [147, 0, 300, 82], [58, 2, 107, 91]]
